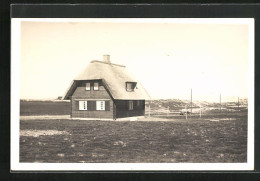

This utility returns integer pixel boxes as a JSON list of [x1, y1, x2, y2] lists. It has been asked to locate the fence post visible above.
[[238, 97, 240, 112], [185, 105, 188, 120], [148, 103, 150, 117], [200, 105, 202, 118]]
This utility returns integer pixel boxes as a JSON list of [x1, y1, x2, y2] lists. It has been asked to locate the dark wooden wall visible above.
[[115, 100, 145, 118], [70, 80, 146, 119], [71, 80, 114, 119], [72, 80, 111, 99]]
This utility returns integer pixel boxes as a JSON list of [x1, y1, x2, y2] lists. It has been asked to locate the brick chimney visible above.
[[103, 55, 111, 63]]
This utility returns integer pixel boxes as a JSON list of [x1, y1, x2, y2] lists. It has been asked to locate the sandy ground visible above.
[[19, 115, 236, 122], [20, 129, 70, 137], [20, 115, 71, 120], [20, 115, 174, 121], [137, 117, 177, 121]]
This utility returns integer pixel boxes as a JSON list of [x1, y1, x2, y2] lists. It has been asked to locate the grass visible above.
[[19, 100, 248, 163], [20, 115, 247, 163]]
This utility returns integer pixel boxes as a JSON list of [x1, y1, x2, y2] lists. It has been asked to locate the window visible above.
[[86, 82, 91, 90], [96, 101, 105, 110], [126, 82, 136, 92], [79, 101, 87, 110], [129, 101, 134, 110], [94, 82, 99, 90]]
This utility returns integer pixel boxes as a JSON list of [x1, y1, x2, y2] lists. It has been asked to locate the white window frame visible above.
[[94, 82, 99, 90], [79, 101, 87, 110], [86, 82, 91, 91], [129, 101, 134, 110], [96, 101, 105, 111]]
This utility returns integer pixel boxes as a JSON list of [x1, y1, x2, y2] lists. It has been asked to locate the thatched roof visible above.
[[64, 60, 150, 100]]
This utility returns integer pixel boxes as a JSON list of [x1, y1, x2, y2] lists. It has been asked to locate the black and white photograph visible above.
[[11, 18, 254, 171]]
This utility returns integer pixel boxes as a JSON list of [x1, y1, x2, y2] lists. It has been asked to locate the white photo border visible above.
[[11, 18, 255, 171]]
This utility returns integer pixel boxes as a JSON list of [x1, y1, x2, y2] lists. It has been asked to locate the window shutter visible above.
[[79, 101, 84, 110], [96, 101, 100, 110], [105, 101, 110, 111], [96, 101, 105, 110], [79, 101, 87, 110]]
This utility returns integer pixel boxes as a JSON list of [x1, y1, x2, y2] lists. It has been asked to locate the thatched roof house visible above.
[[64, 55, 150, 119]]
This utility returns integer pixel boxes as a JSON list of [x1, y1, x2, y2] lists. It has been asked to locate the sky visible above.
[[19, 19, 252, 102]]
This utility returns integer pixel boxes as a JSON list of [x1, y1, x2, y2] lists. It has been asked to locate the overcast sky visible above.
[[19, 19, 252, 102]]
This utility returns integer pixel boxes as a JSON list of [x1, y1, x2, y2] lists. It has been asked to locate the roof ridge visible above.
[[90, 60, 126, 68]]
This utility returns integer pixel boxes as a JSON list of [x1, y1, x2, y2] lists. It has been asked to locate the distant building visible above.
[[63, 55, 150, 119], [57, 96, 63, 100]]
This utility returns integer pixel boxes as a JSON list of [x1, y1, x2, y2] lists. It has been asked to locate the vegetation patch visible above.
[[20, 116, 247, 163], [19, 100, 248, 163], [20, 129, 70, 137]]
